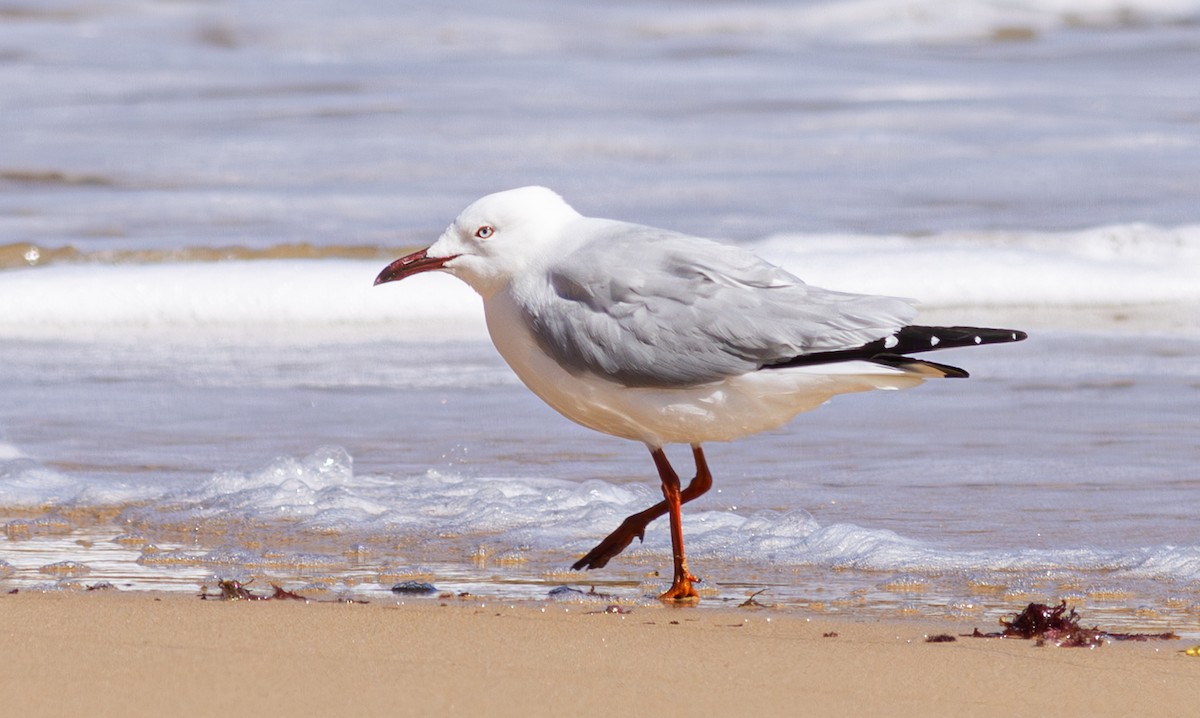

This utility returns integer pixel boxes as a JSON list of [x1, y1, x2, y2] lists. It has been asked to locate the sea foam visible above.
[[7, 446, 1197, 586], [1, 224, 1195, 338]]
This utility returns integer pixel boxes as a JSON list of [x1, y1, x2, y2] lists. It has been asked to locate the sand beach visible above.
[[2, 591, 1195, 717]]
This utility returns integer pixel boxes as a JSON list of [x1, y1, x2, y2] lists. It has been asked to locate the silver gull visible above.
[[375, 186, 1026, 601]]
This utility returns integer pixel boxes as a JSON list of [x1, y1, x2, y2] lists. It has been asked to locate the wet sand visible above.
[[2, 591, 1194, 717]]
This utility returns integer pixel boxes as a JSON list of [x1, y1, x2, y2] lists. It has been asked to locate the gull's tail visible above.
[[767, 326, 1028, 379]]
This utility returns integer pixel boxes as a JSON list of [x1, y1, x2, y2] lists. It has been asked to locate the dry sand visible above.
[[2, 591, 1195, 717]]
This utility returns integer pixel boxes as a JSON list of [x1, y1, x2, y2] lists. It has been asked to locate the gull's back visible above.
[[512, 218, 918, 388]]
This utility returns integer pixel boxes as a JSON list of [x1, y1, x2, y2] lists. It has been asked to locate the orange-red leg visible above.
[[652, 447, 701, 601], [571, 445, 712, 575]]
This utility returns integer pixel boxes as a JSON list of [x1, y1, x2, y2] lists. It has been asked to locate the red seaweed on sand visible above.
[[968, 601, 1178, 647]]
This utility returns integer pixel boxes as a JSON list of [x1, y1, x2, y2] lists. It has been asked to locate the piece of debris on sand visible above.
[[199, 580, 369, 604], [967, 601, 1179, 648], [200, 579, 265, 601]]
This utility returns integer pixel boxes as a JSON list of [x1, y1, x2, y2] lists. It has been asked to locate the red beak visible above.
[[374, 248, 457, 285]]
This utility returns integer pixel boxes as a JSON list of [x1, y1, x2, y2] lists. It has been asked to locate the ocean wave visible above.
[[756, 222, 1200, 307], [0, 224, 1195, 337], [3, 447, 1197, 585], [631, 0, 1200, 44]]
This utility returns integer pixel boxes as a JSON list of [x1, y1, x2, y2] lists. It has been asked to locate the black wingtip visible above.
[[895, 325, 1027, 352], [765, 325, 1027, 373]]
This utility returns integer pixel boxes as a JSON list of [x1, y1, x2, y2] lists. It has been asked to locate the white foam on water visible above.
[[756, 223, 1200, 307], [0, 458, 162, 508], [0, 443, 29, 461], [628, 0, 1200, 44], [6, 446, 1195, 587], [0, 259, 484, 338], [1, 223, 1196, 338]]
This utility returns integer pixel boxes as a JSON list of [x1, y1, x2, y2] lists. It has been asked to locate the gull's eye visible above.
[[475, 225, 495, 239]]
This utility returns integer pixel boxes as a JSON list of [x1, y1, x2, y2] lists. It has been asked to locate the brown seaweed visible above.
[[737, 589, 770, 608], [269, 584, 308, 601], [967, 601, 1179, 647], [200, 579, 267, 601], [199, 580, 367, 604]]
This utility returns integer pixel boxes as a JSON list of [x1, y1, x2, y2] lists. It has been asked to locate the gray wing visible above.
[[517, 221, 917, 387]]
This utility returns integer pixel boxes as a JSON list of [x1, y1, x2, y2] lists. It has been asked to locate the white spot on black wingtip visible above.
[[885, 335, 899, 349], [1011, 332, 1019, 340], [974, 335, 982, 344], [929, 336, 940, 346]]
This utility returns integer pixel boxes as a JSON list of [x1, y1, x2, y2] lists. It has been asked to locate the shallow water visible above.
[[2, 0, 1199, 633], [2, 329, 1198, 633]]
